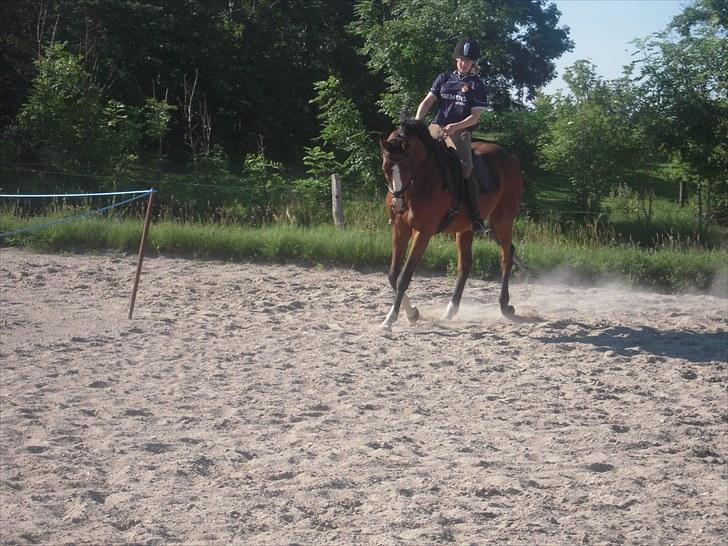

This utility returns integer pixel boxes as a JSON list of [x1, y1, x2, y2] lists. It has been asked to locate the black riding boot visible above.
[[465, 174, 487, 232]]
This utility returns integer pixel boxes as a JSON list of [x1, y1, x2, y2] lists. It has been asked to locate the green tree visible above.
[[143, 96, 176, 166], [15, 43, 141, 182], [483, 101, 551, 211], [541, 61, 650, 215], [239, 152, 288, 224], [1, 0, 383, 165], [309, 76, 381, 195], [631, 0, 728, 225], [350, 0, 573, 120], [0, 1, 40, 130]]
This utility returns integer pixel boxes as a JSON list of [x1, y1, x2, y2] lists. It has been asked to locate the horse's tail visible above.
[[511, 248, 532, 279], [508, 152, 525, 202], [492, 239, 532, 282]]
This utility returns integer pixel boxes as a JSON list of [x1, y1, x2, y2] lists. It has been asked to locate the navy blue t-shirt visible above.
[[430, 71, 488, 126]]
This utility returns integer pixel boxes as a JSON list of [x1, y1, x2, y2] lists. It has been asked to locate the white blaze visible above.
[[391, 164, 405, 211], [391, 164, 403, 193]]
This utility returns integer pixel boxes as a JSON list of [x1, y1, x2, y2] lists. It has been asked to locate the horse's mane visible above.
[[396, 117, 462, 200], [398, 118, 439, 156]]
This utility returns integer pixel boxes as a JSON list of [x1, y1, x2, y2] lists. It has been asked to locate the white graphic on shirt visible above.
[[441, 93, 467, 103]]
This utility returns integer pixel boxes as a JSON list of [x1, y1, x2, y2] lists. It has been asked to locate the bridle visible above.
[[384, 136, 437, 200]]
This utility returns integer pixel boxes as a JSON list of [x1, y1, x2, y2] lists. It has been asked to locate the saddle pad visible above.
[[472, 151, 499, 193]]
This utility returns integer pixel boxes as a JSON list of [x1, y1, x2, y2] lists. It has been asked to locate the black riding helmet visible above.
[[453, 37, 480, 60]]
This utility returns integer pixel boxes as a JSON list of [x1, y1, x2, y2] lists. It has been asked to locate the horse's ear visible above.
[[401, 139, 410, 152], [379, 137, 387, 151]]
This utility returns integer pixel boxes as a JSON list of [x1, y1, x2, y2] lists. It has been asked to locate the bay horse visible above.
[[379, 118, 523, 330]]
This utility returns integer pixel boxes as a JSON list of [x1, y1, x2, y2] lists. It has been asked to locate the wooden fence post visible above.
[[331, 174, 344, 228], [128, 190, 156, 319]]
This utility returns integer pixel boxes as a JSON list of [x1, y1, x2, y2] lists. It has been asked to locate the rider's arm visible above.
[[415, 93, 438, 121], [443, 109, 482, 136]]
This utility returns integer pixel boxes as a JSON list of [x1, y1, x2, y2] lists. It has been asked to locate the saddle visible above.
[[436, 140, 499, 196]]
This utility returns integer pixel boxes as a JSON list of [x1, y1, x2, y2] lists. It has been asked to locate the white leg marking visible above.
[[402, 294, 419, 323], [443, 301, 459, 320], [381, 305, 398, 329]]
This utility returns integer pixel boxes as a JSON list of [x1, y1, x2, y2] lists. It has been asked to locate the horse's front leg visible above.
[[387, 218, 418, 324], [381, 230, 431, 330], [443, 231, 474, 320]]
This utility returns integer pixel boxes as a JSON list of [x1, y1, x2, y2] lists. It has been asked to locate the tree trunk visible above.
[[678, 180, 684, 207], [697, 179, 703, 239]]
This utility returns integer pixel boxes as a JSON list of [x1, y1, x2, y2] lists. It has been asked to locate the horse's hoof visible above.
[[405, 307, 419, 324], [380, 321, 393, 331], [501, 305, 516, 319]]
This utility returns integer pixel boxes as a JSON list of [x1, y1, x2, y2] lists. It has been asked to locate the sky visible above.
[[542, 0, 689, 94]]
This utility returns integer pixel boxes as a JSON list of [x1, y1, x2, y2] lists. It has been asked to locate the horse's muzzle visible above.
[[391, 197, 406, 213]]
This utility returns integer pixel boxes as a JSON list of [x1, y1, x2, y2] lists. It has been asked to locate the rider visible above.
[[415, 37, 489, 232]]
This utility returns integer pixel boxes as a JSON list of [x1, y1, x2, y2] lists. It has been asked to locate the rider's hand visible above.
[[442, 124, 459, 138]]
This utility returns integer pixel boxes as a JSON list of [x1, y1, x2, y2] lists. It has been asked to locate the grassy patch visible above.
[[2, 213, 725, 294]]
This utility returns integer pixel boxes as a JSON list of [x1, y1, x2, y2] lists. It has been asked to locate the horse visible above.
[[379, 118, 523, 330]]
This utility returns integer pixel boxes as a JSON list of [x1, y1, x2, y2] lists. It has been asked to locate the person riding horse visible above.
[[415, 37, 489, 233]]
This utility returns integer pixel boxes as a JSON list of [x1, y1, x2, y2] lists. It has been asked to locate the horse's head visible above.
[[380, 119, 434, 212]]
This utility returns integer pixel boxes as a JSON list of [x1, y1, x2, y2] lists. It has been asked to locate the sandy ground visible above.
[[0, 246, 726, 545]]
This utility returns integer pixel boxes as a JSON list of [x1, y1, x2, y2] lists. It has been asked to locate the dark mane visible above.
[[398, 118, 439, 156]]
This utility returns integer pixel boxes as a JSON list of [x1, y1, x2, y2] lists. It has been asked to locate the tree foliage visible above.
[[2, 0, 724, 235], [3, 0, 572, 171], [540, 61, 651, 214], [309, 76, 381, 194], [631, 0, 727, 222], [2, 0, 383, 165], [482, 104, 550, 211], [350, 0, 573, 119], [15, 43, 142, 180]]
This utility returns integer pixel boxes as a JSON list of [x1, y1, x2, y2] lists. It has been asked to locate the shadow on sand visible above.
[[535, 324, 726, 364]]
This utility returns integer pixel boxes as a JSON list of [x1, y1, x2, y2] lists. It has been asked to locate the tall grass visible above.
[[1, 212, 725, 294], [518, 242, 725, 292]]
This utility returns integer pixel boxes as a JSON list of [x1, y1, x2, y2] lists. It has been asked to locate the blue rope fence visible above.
[[0, 189, 156, 238]]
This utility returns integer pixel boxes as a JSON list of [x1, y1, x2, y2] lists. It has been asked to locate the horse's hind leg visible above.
[[500, 242, 516, 318], [401, 295, 419, 323], [443, 231, 473, 320], [491, 218, 516, 318]]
